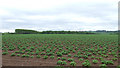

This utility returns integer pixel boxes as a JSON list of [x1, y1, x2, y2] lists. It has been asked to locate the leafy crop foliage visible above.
[[92, 60, 98, 64], [70, 62, 76, 66], [2, 34, 118, 67]]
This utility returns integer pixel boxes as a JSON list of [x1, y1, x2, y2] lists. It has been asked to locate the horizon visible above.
[[0, 0, 118, 32], [1, 29, 118, 33]]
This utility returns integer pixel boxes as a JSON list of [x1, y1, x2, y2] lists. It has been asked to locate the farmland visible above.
[[2, 34, 119, 67]]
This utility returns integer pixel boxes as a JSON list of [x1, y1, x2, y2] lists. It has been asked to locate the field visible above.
[[2, 34, 119, 67]]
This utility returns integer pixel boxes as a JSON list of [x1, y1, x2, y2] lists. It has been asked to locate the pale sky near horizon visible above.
[[0, 0, 119, 32]]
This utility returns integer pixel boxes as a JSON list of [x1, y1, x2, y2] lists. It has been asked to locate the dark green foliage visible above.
[[50, 56, 55, 59], [91, 56, 95, 59], [117, 65, 120, 68], [15, 29, 40, 34], [21, 54, 26, 57], [56, 52, 62, 56], [83, 55, 88, 59], [92, 60, 98, 64], [68, 54, 72, 57], [57, 57, 61, 60], [70, 62, 76, 66], [11, 53, 16, 56], [41, 52, 46, 55], [2, 52, 8, 55], [15, 29, 95, 34], [36, 55, 41, 58], [26, 54, 30, 58], [101, 60, 114, 65], [2, 34, 118, 66], [43, 55, 48, 59], [68, 58, 74, 62], [74, 54, 78, 57], [46, 52, 54, 56], [62, 61, 67, 65], [112, 58, 118, 61], [30, 55, 34, 58], [79, 58, 84, 61], [82, 61, 91, 67], [61, 57, 66, 60], [57, 60, 62, 65], [17, 54, 20, 56], [100, 64, 107, 68]]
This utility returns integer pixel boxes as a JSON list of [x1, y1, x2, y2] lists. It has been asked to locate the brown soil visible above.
[[2, 40, 118, 67]]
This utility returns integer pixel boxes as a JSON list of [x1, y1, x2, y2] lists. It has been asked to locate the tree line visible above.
[[14, 29, 95, 34]]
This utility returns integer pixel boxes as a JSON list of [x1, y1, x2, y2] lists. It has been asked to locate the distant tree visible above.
[[14, 29, 96, 34], [15, 29, 41, 34]]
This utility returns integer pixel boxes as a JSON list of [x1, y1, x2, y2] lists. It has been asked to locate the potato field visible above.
[[2, 34, 119, 68]]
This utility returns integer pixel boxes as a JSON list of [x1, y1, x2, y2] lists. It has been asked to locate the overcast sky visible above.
[[0, 0, 119, 32]]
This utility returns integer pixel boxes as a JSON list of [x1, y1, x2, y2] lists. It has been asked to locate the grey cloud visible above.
[[1, 0, 118, 32]]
